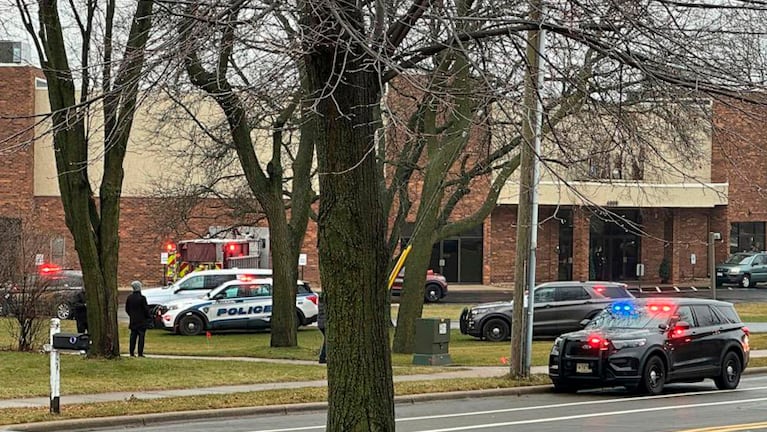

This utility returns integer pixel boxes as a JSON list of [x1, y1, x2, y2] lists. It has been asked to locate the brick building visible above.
[[2, 60, 766, 287]]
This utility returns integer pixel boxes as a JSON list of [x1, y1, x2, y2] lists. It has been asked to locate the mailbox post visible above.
[[49, 318, 60, 414], [48, 319, 90, 414]]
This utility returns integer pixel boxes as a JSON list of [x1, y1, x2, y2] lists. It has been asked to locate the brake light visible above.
[[743, 326, 750, 336], [307, 294, 318, 305], [588, 334, 610, 350], [39, 263, 61, 274], [594, 285, 605, 293]]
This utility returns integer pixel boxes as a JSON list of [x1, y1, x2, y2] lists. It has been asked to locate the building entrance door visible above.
[[589, 210, 641, 281]]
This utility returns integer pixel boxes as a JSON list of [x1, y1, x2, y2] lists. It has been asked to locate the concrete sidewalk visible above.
[[3, 350, 767, 410]]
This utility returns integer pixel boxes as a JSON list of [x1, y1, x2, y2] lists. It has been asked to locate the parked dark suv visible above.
[[0, 269, 83, 320], [459, 281, 634, 342], [548, 298, 749, 395]]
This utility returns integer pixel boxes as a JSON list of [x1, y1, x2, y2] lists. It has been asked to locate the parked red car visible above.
[[390, 269, 448, 302]]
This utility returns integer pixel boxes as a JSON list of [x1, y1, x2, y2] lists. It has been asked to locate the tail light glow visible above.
[[307, 294, 318, 305]]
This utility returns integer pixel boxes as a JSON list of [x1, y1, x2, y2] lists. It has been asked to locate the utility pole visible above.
[[510, 0, 545, 379]]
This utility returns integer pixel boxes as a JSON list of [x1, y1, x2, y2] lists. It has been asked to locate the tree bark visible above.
[[303, 1, 394, 429]]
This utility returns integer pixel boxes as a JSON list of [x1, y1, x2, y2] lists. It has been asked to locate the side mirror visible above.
[[579, 318, 591, 327], [658, 323, 669, 331], [675, 321, 691, 330]]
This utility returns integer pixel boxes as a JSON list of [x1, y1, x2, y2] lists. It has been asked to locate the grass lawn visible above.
[[0, 375, 550, 426]]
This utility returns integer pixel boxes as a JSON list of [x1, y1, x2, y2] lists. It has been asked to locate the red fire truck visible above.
[[162, 233, 267, 284]]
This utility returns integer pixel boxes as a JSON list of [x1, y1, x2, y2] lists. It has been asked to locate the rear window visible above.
[[714, 305, 742, 324], [298, 283, 313, 295], [593, 285, 633, 299]]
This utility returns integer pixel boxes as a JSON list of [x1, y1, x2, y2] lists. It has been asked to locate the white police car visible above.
[[158, 278, 318, 336], [143, 269, 273, 315]]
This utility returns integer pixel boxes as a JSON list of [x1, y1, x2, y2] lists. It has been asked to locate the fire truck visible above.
[[162, 227, 269, 284]]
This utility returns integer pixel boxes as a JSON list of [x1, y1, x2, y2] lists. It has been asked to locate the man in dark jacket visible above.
[[72, 290, 88, 333], [125, 280, 151, 357], [317, 293, 326, 364]]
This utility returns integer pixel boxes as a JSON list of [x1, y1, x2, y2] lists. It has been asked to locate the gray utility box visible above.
[[53, 333, 90, 351], [412, 318, 452, 366]]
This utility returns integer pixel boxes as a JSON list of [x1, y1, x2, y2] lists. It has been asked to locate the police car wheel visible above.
[[179, 315, 204, 336], [715, 351, 742, 390], [639, 355, 665, 395], [482, 318, 509, 342]]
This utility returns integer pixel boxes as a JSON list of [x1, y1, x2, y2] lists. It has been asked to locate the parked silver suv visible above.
[[459, 281, 634, 342]]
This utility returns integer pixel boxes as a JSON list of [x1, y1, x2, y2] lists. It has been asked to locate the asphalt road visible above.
[[78, 375, 767, 432]]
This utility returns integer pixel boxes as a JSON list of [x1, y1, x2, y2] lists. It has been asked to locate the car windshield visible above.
[[586, 303, 674, 329], [725, 254, 753, 265]]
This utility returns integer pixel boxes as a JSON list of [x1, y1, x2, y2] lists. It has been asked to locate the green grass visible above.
[[0, 375, 550, 426], [735, 303, 767, 322]]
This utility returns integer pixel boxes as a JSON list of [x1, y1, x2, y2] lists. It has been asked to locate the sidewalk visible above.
[[2, 350, 767, 410]]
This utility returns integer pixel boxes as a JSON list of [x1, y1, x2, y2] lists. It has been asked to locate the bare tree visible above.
[[14, 0, 158, 358], [0, 217, 59, 351]]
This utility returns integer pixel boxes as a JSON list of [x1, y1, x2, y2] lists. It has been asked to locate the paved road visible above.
[[75, 375, 767, 432]]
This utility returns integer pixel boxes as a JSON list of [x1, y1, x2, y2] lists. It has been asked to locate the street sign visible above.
[[35, 254, 44, 266], [691, 254, 697, 265], [636, 263, 645, 277], [160, 252, 168, 264], [298, 253, 307, 266]]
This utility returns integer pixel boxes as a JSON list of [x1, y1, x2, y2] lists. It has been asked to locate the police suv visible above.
[[158, 278, 318, 336], [143, 269, 273, 314]]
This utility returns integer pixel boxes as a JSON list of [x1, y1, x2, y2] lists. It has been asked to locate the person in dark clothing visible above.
[[125, 280, 151, 357], [72, 290, 88, 333], [317, 293, 326, 364]]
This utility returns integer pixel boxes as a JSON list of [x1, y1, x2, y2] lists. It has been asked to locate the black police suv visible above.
[[548, 298, 750, 395]]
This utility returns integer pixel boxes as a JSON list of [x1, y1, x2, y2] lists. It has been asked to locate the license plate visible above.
[[716, 272, 723, 277], [576, 363, 592, 373]]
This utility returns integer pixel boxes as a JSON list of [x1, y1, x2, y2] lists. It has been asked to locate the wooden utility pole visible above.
[[510, 0, 545, 379]]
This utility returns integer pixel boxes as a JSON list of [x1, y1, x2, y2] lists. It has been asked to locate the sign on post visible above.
[[636, 263, 645, 278], [298, 254, 307, 266], [35, 254, 44, 266], [691, 254, 697, 265], [160, 252, 169, 265]]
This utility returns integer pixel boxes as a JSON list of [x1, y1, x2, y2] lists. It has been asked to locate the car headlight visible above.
[[470, 307, 491, 317], [611, 338, 646, 350], [551, 337, 563, 356], [729, 267, 741, 274]]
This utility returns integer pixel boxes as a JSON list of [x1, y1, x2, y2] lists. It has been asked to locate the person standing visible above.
[[125, 280, 151, 357], [72, 289, 88, 333], [317, 292, 326, 364]]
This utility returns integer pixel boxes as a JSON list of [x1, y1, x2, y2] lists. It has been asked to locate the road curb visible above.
[[7, 368, 767, 432], [2, 385, 553, 432]]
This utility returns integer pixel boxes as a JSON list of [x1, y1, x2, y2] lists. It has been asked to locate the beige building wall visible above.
[[496, 102, 726, 208], [33, 89, 292, 198]]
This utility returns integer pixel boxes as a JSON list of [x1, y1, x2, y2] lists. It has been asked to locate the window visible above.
[[556, 286, 591, 301], [534, 287, 556, 303], [178, 276, 205, 291], [692, 305, 721, 327], [675, 306, 696, 326], [730, 222, 766, 253], [205, 274, 236, 289], [714, 305, 741, 324]]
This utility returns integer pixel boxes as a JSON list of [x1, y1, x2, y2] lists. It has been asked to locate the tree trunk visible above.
[[264, 206, 298, 347], [303, 1, 394, 429]]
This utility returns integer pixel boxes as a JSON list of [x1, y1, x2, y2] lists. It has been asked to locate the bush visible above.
[[659, 257, 671, 283]]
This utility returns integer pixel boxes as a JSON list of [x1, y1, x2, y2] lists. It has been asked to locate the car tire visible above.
[[482, 318, 510, 342], [425, 284, 442, 303], [714, 351, 742, 390], [552, 380, 578, 393], [639, 355, 666, 395], [178, 314, 204, 336], [296, 309, 305, 329], [741, 274, 752, 288], [55, 302, 72, 320]]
